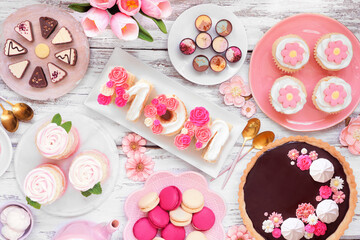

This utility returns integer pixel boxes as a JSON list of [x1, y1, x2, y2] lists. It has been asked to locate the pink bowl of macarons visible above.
[[124, 171, 226, 240]]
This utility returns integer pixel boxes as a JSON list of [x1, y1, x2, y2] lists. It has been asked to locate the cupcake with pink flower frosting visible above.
[[312, 76, 351, 114], [270, 76, 307, 115]]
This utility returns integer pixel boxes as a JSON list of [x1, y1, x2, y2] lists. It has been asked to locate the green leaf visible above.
[[89, 182, 102, 195], [61, 121, 72, 133], [51, 113, 62, 126], [81, 191, 92, 197], [26, 197, 41, 209], [140, 11, 167, 34], [68, 3, 92, 13], [132, 17, 154, 42]]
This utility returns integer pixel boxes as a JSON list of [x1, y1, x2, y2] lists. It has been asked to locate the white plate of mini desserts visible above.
[[168, 4, 248, 85], [84, 48, 245, 178], [0, 127, 13, 178], [13, 113, 119, 217]]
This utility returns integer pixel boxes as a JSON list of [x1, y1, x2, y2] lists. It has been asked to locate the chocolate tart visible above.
[[239, 136, 357, 240]]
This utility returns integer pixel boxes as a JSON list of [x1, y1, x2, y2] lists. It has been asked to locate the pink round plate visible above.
[[124, 171, 226, 239], [249, 14, 360, 131]]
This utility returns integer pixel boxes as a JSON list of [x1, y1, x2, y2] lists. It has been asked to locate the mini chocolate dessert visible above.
[[179, 38, 196, 55], [14, 20, 34, 42], [195, 32, 212, 49], [39, 17, 58, 39], [9, 60, 30, 79], [4, 39, 27, 56], [55, 48, 77, 66], [52, 27, 72, 45], [195, 15, 212, 32], [193, 55, 209, 72], [225, 46, 242, 63], [48, 63, 67, 83], [29, 66, 47, 88], [215, 19, 232, 37], [212, 36, 228, 54], [210, 55, 227, 72]]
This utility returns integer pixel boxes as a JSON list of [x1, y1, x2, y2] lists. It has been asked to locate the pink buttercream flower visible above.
[[165, 98, 179, 111], [115, 86, 125, 96], [144, 105, 157, 118], [287, 149, 299, 160], [241, 101, 257, 118], [340, 116, 360, 155], [225, 225, 255, 240], [109, 67, 128, 85], [278, 85, 301, 108], [123, 93, 129, 100], [106, 80, 115, 88], [195, 141, 203, 149], [219, 76, 251, 107], [314, 221, 327, 236], [184, 121, 195, 130], [325, 40, 348, 64], [118, 0, 141, 16], [190, 107, 210, 127], [268, 212, 283, 228], [319, 185, 332, 199], [89, 0, 116, 10], [97, 94, 112, 105], [305, 224, 315, 233], [323, 83, 347, 106], [151, 98, 159, 105], [333, 190, 346, 204], [156, 104, 167, 116], [174, 134, 192, 150], [110, 12, 139, 41], [141, 0, 172, 19], [316, 195, 323, 202], [152, 123, 163, 134], [157, 94, 167, 103], [309, 151, 318, 160], [296, 155, 312, 171], [153, 120, 160, 126], [81, 8, 110, 37], [125, 154, 154, 182], [115, 95, 128, 107], [195, 126, 212, 143], [122, 133, 146, 158], [296, 203, 315, 222], [281, 42, 305, 66], [272, 228, 281, 239]]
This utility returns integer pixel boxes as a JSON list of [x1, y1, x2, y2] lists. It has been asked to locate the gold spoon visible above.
[[0, 97, 34, 121], [0, 103, 19, 132], [215, 131, 275, 184], [221, 118, 261, 189]]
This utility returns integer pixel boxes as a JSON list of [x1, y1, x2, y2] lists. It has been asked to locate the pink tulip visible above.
[[118, 0, 141, 16], [89, 0, 117, 10], [81, 8, 110, 37], [141, 0, 172, 19], [110, 13, 139, 41]]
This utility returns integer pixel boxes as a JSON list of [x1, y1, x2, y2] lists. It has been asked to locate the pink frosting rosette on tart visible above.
[[108, 67, 128, 86], [190, 107, 210, 127]]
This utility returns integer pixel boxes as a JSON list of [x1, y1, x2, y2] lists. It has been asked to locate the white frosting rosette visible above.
[[36, 123, 69, 158]]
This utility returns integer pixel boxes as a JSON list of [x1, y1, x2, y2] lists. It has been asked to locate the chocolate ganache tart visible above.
[[239, 136, 357, 240]]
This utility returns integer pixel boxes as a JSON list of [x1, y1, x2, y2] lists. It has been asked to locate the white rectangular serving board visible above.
[[84, 47, 245, 177]]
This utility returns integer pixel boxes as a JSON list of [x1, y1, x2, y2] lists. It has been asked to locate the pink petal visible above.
[[219, 82, 230, 94], [122, 145, 130, 152], [345, 133, 356, 145], [141, 0, 172, 19], [81, 8, 110, 37], [233, 96, 245, 107], [134, 134, 141, 142], [348, 145, 360, 155], [118, 0, 141, 16], [224, 95, 234, 106], [138, 139, 146, 145], [89, 0, 116, 10], [122, 138, 130, 145], [110, 12, 139, 41], [128, 133, 135, 141]]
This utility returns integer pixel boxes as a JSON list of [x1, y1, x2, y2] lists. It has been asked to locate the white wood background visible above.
[[0, 0, 360, 239]]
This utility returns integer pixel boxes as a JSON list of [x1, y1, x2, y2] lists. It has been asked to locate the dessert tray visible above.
[[0, 127, 13, 178], [249, 14, 360, 131], [0, 4, 90, 100], [85, 47, 245, 178], [168, 4, 248, 85], [124, 171, 226, 239], [13, 113, 119, 217]]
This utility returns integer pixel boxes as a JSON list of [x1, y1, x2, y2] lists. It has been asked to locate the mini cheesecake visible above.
[[210, 55, 227, 72], [212, 36, 228, 53], [193, 55, 209, 72], [215, 19, 232, 37], [179, 38, 196, 55], [195, 15, 212, 32], [195, 32, 212, 49]]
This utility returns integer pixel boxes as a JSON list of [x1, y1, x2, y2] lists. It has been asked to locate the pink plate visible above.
[[249, 14, 360, 131], [124, 171, 226, 239]]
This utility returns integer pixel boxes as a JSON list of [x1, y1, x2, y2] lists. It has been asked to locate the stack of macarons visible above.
[[133, 186, 216, 240]]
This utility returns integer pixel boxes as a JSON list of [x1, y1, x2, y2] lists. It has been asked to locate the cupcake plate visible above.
[[123, 171, 226, 239], [249, 13, 360, 131], [13, 113, 119, 217]]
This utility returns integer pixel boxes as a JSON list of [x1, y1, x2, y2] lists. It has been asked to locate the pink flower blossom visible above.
[[97, 93, 112, 105], [314, 221, 327, 236], [340, 116, 360, 155], [272, 228, 281, 239], [309, 151, 318, 160], [219, 76, 251, 107], [278, 85, 301, 108], [125, 154, 154, 182], [332, 190, 346, 204], [115, 86, 126, 96], [151, 98, 159, 105], [118, 0, 141, 16], [195, 126, 211, 143], [156, 103, 167, 116], [195, 141, 203, 149], [144, 105, 157, 118], [115, 95, 128, 107], [122, 133, 146, 158], [323, 83, 347, 106], [81, 8, 110, 37], [325, 40, 348, 64], [225, 225, 255, 240], [109, 67, 128, 85], [152, 123, 163, 134], [281, 42, 305, 66], [89, 0, 116, 10], [184, 121, 195, 130], [319, 185, 332, 199], [141, 0, 172, 19], [110, 12, 139, 41], [316, 195, 323, 202], [296, 155, 312, 171], [174, 134, 192, 150], [190, 107, 210, 127], [296, 203, 315, 222], [305, 224, 315, 233], [287, 149, 299, 160], [106, 80, 115, 88], [268, 212, 283, 227], [241, 101, 256, 118]]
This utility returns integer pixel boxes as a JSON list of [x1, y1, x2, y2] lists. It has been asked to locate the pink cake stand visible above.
[[249, 13, 360, 131], [124, 171, 226, 239]]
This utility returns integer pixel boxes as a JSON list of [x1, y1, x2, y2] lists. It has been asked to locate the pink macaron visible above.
[[133, 217, 157, 240], [148, 206, 170, 229], [192, 206, 215, 231], [159, 186, 182, 211], [161, 223, 186, 240]]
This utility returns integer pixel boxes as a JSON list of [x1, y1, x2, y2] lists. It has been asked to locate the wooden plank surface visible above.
[[0, 0, 359, 239]]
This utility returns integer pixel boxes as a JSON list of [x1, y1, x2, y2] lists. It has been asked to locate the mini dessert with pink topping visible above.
[[180, 38, 196, 55], [272, 34, 310, 73], [69, 150, 109, 197], [312, 76, 351, 114], [225, 46, 242, 63], [270, 76, 307, 115], [36, 113, 79, 160], [24, 164, 66, 208], [144, 94, 187, 136], [314, 33, 353, 71]]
